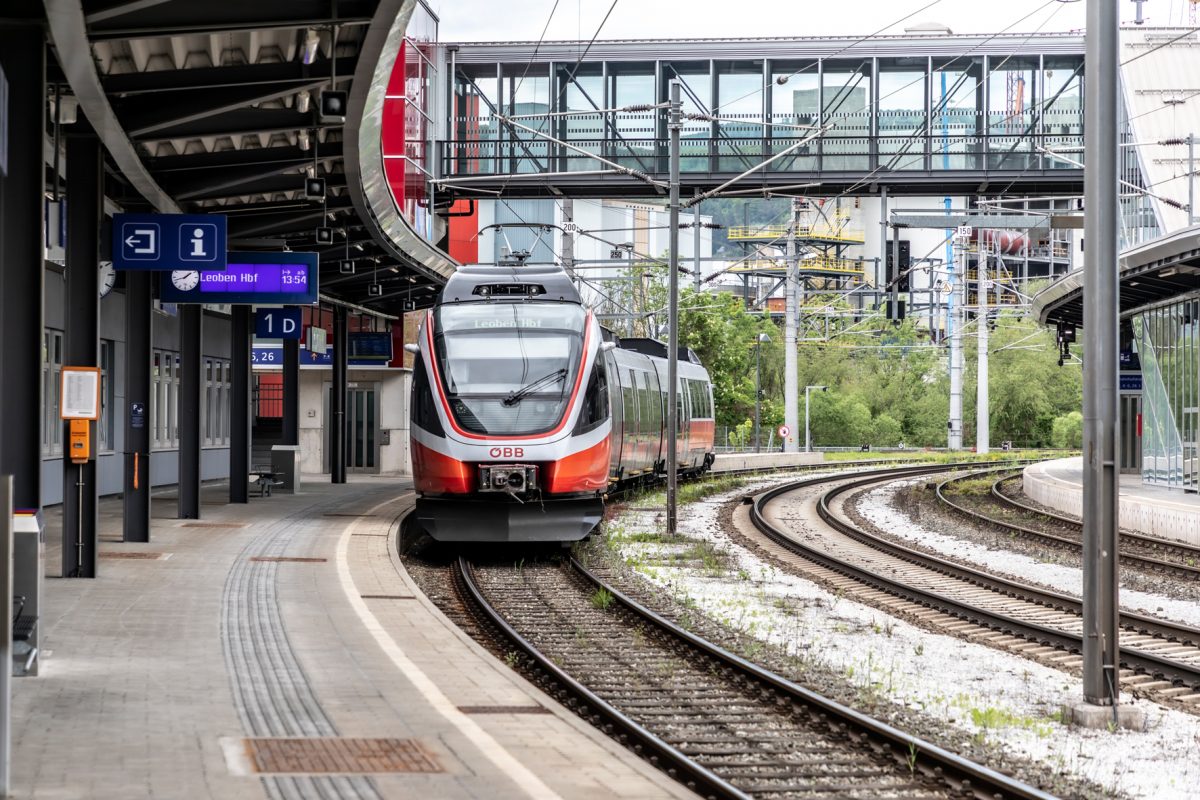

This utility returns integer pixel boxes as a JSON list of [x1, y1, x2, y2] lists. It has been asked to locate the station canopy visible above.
[[46, 0, 446, 315]]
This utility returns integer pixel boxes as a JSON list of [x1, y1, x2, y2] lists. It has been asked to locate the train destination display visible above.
[[159, 251, 319, 305]]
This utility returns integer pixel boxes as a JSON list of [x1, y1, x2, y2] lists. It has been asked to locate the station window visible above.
[[204, 358, 231, 447], [98, 340, 115, 453], [42, 330, 64, 457], [151, 349, 180, 451]]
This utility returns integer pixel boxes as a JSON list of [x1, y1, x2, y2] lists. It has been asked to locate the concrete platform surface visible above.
[[13, 479, 695, 800], [1024, 456, 1200, 545], [711, 451, 824, 472]]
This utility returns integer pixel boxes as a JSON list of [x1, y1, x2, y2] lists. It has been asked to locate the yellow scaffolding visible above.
[[728, 224, 866, 245], [728, 257, 866, 277]]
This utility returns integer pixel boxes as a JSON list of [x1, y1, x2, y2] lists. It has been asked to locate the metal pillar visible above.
[[178, 306, 202, 518], [562, 198, 576, 288], [1, 476, 12, 796], [878, 187, 888, 293], [62, 130, 102, 579], [283, 334, 300, 446], [331, 306, 348, 484], [1082, 0, 1121, 708], [693, 190, 702, 291], [124, 272, 152, 540], [1189, 133, 1196, 226], [977, 244, 990, 454], [891, 228, 900, 315], [666, 80, 681, 535], [0, 23, 45, 515], [754, 341, 763, 454], [948, 239, 964, 450], [230, 306, 252, 503], [783, 199, 800, 453]]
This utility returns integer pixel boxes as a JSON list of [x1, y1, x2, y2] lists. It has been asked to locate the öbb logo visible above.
[[488, 446, 524, 458]]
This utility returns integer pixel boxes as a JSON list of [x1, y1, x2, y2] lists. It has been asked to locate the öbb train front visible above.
[[409, 265, 611, 542]]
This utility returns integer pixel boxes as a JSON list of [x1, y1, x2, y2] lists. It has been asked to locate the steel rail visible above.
[[453, 557, 750, 800], [992, 474, 1200, 564], [748, 467, 1200, 690], [565, 557, 1057, 800], [933, 470, 1200, 580]]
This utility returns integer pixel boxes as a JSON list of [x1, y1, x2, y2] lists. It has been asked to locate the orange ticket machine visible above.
[[68, 419, 91, 464]]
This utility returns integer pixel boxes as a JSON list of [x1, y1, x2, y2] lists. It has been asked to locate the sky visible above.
[[429, 0, 1127, 43]]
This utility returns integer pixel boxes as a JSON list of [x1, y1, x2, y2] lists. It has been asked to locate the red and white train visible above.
[[408, 264, 715, 542]]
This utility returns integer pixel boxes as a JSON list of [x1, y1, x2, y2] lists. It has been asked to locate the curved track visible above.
[[933, 471, 1200, 580], [746, 465, 1200, 701], [453, 554, 1053, 800]]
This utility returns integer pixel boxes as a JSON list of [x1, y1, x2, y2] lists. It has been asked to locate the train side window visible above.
[[575, 358, 610, 434], [411, 355, 445, 436]]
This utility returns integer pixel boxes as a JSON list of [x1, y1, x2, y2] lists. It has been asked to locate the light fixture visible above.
[[297, 129, 311, 151], [339, 260, 355, 274], [368, 283, 383, 297], [302, 29, 321, 65], [315, 227, 333, 244], [296, 91, 311, 115]]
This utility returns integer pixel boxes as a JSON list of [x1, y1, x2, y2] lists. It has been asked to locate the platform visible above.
[[710, 452, 825, 472], [1024, 456, 1200, 545], [13, 480, 695, 800]]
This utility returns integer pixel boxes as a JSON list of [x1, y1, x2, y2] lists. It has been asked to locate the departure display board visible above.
[[159, 251, 318, 305]]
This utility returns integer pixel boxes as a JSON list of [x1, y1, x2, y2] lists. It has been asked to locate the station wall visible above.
[[41, 266, 232, 506]]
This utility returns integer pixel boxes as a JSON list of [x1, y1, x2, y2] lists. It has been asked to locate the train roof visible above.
[[439, 264, 581, 304], [618, 337, 703, 365]]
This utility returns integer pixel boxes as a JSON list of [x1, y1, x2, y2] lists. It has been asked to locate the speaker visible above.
[[320, 90, 348, 122], [304, 177, 326, 198]]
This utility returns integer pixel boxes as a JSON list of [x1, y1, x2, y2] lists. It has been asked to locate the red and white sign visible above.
[[777, 425, 790, 438]]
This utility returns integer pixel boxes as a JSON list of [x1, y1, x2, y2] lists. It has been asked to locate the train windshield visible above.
[[433, 302, 586, 435]]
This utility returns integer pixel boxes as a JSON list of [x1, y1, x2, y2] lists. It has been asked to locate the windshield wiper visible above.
[[502, 368, 567, 406]]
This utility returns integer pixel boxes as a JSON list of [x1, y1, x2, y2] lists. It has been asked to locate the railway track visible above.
[[745, 465, 1200, 707], [452, 554, 1053, 800], [933, 470, 1200, 580]]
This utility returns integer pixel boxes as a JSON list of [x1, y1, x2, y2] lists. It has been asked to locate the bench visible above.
[[12, 595, 38, 674], [249, 468, 284, 497]]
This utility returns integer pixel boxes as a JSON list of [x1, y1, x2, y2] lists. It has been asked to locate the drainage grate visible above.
[[99, 552, 167, 560], [457, 705, 550, 715], [248, 556, 327, 563], [360, 594, 416, 600], [182, 522, 248, 529], [243, 738, 442, 774]]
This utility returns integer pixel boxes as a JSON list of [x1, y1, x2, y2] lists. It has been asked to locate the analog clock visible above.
[[98, 261, 117, 298], [171, 270, 201, 291]]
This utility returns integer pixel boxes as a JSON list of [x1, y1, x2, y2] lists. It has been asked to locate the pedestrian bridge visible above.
[[434, 31, 1086, 199]]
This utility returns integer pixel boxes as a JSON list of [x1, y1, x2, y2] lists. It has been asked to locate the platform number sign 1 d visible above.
[[255, 308, 302, 340]]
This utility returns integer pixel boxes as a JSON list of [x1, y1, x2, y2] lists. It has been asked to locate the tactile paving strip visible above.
[[248, 556, 327, 563], [99, 552, 166, 560], [244, 738, 442, 775]]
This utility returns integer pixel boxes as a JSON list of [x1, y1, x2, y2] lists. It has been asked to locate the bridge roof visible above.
[[445, 31, 1086, 63]]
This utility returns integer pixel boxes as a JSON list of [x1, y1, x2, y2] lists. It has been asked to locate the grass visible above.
[[590, 587, 614, 611]]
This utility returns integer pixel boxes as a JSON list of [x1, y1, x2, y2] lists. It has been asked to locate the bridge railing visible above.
[[440, 128, 1084, 179]]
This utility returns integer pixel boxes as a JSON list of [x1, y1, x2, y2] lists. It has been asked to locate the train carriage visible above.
[[408, 264, 715, 543]]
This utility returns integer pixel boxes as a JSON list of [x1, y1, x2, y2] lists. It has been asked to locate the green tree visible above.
[[1052, 411, 1084, 449]]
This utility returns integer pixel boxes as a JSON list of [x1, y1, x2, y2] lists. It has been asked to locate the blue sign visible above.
[[130, 401, 145, 429], [1120, 350, 1141, 370], [349, 332, 393, 361], [113, 213, 227, 271], [160, 251, 318, 305], [255, 308, 302, 340], [251, 346, 391, 368], [1120, 374, 1143, 392]]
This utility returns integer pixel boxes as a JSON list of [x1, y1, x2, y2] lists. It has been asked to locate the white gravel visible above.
[[607, 474, 1200, 800], [857, 479, 1200, 630]]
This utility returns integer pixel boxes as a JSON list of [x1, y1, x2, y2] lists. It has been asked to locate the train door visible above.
[[626, 368, 642, 470], [1120, 394, 1142, 475], [678, 377, 691, 467]]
